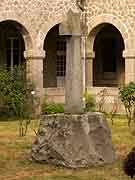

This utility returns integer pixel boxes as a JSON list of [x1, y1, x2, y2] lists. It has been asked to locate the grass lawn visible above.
[[0, 117, 134, 180]]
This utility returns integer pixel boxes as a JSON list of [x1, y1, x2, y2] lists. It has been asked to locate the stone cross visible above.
[[60, 10, 84, 113], [76, 0, 86, 11]]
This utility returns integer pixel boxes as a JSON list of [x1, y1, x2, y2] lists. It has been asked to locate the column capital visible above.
[[123, 50, 135, 59], [59, 9, 82, 36], [24, 49, 46, 60], [86, 51, 95, 59]]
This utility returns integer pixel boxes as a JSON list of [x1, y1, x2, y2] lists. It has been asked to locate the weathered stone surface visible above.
[[32, 112, 115, 168]]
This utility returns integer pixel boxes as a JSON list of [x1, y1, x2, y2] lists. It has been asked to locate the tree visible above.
[[119, 82, 135, 128]]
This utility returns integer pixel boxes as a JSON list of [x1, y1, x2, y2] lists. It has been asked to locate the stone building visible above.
[[0, 0, 135, 112]]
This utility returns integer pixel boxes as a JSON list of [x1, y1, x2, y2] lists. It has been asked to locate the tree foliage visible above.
[[119, 82, 135, 127]]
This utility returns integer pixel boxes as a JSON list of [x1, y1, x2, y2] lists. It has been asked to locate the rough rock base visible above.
[[32, 112, 115, 168]]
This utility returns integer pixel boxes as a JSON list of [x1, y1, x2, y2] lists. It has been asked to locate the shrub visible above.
[[119, 82, 135, 127], [84, 92, 96, 112], [96, 88, 108, 113], [109, 97, 119, 125], [0, 66, 37, 136], [123, 147, 135, 179], [0, 66, 36, 118], [42, 102, 64, 114]]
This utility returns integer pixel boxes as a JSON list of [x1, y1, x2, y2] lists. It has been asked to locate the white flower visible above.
[[31, 91, 35, 95]]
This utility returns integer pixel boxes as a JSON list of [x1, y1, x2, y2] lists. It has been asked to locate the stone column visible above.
[[85, 51, 95, 87], [81, 36, 86, 94], [24, 50, 45, 114], [65, 36, 83, 113], [123, 50, 135, 84]]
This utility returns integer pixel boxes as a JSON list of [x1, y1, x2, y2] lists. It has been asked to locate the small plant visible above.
[[42, 102, 64, 114], [119, 82, 135, 128], [97, 88, 108, 113], [41, 90, 64, 114], [110, 97, 119, 125], [84, 92, 96, 112]]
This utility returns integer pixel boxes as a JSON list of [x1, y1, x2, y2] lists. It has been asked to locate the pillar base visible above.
[[32, 113, 116, 168]]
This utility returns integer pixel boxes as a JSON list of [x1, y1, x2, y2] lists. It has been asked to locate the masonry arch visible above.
[[87, 22, 125, 87], [0, 20, 32, 70], [87, 15, 129, 49], [43, 24, 67, 88], [0, 11, 33, 49]]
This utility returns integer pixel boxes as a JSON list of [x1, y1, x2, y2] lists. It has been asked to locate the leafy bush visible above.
[[123, 147, 135, 179], [84, 92, 96, 112], [119, 82, 135, 127], [0, 66, 37, 136], [0, 66, 36, 118], [42, 102, 64, 114]]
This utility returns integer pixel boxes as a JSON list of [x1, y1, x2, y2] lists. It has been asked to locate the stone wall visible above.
[[87, 0, 135, 53], [1, 0, 135, 109], [0, 0, 77, 50], [87, 0, 134, 39], [0, 0, 134, 49]]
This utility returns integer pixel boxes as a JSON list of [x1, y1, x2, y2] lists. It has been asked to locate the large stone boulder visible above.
[[32, 112, 115, 168]]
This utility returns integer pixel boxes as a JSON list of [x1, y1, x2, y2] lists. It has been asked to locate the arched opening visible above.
[[93, 23, 125, 87], [0, 20, 26, 71], [43, 24, 67, 88]]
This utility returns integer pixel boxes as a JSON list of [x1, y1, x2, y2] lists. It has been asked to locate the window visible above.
[[6, 37, 24, 71], [56, 38, 66, 76]]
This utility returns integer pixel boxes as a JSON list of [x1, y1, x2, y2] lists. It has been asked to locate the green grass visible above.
[[0, 118, 134, 180]]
